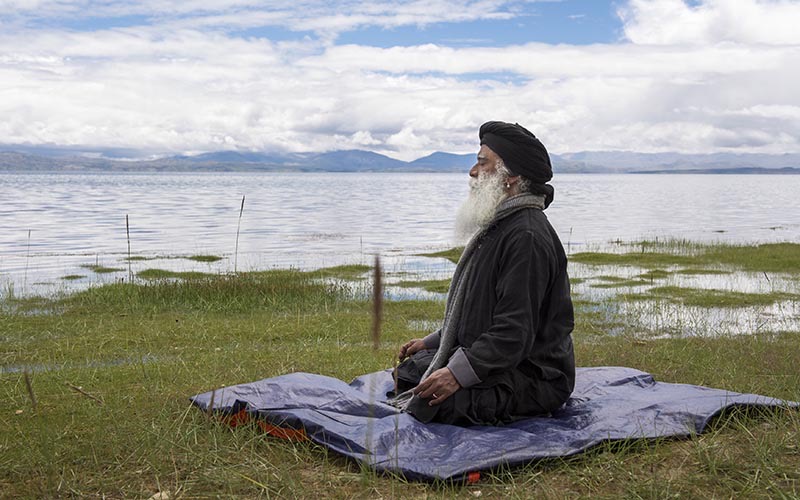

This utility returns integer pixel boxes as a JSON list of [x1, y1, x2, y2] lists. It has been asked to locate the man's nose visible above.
[[469, 164, 479, 177]]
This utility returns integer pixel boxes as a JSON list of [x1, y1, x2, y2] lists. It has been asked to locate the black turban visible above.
[[479, 121, 552, 183]]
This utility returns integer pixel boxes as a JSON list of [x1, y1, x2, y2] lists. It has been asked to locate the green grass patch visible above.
[[571, 251, 694, 268], [704, 243, 800, 274], [186, 254, 224, 263], [80, 264, 124, 274], [124, 256, 157, 261], [60, 274, 85, 281], [308, 264, 371, 280], [675, 268, 732, 276], [638, 269, 672, 280], [396, 279, 451, 293], [418, 247, 463, 264], [622, 286, 800, 308], [572, 241, 800, 275], [137, 268, 215, 280], [2, 250, 800, 497], [591, 278, 652, 289]]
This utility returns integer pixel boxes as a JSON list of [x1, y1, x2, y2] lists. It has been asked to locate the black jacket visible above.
[[454, 207, 575, 414]]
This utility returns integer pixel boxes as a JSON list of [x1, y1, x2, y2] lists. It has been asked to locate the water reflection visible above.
[[570, 261, 800, 338]]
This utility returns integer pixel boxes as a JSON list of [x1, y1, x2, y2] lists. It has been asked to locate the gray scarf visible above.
[[388, 193, 545, 411]]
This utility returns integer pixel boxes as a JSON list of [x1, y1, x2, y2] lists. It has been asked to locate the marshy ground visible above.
[[1, 240, 799, 498]]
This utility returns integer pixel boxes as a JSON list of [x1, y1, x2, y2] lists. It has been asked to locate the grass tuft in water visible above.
[[638, 269, 672, 280], [675, 268, 732, 276], [590, 277, 651, 289], [704, 242, 800, 274], [60, 274, 85, 281], [187, 254, 224, 263], [308, 264, 371, 280], [396, 279, 451, 293], [418, 247, 463, 264], [571, 252, 694, 268], [621, 286, 800, 308], [81, 264, 125, 274], [137, 268, 216, 280], [572, 241, 800, 275]]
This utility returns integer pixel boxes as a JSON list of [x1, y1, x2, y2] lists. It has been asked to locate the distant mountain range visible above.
[[1, 145, 799, 174]]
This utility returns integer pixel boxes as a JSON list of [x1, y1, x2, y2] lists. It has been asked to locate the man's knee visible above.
[[429, 384, 515, 426]]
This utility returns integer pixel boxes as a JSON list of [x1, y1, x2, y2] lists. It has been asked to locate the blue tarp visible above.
[[190, 366, 796, 482]]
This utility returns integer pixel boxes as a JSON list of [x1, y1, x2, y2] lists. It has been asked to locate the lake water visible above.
[[1, 171, 800, 297]]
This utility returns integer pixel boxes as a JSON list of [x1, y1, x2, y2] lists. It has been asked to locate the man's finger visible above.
[[412, 380, 429, 395], [413, 378, 434, 397], [398, 342, 412, 359], [428, 390, 451, 406]]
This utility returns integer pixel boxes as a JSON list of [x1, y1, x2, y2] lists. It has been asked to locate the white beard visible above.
[[454, 169, 508, 243]]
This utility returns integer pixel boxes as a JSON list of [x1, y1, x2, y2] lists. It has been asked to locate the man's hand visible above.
[[398, 338, 426, 360], [413, 368, 461, 406]]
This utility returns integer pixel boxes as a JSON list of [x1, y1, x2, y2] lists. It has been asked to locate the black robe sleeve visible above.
[[462, 228, 554, 380]]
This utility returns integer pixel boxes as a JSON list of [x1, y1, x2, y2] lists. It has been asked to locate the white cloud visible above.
[[619, 0, 800, 45], [1, 0, 526, 35], [0, 0, 799, 158], [298, 42, 793, 78]]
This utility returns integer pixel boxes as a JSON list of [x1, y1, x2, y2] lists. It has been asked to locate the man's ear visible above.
[[506, 175, 521, 187]]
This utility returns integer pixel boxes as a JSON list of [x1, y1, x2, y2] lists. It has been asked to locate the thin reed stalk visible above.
[[568, 226, 574, 253], [371, 255, 382, 351], [23, 229, 31, 294], [207, 388, 216, 419], [126, 214, 132, 282], [234, 195, 245, 273], [23, 369, 37, 410], [364, 255, 384, 471]]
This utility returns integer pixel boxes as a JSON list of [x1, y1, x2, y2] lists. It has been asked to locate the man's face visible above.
[[454, 145, 509, 241], [469, 145, 503, 179]]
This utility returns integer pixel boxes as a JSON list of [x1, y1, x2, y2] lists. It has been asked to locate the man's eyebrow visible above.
[[477, 154, 487, 160]]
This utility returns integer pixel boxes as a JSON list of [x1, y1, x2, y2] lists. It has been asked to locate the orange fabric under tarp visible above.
[[221, 408, 309, 441]]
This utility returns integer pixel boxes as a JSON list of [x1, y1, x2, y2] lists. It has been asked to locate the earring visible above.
[[505, 182, 511, 189]]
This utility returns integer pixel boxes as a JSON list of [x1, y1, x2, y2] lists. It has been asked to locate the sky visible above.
[[1, 0, 799, 160]]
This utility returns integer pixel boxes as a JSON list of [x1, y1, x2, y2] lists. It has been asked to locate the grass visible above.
[[80, 264, 125, 274], [638, 269, 672, 280], [621, 286, 800, 308], [60, 275, 85, 281], [418, 247, 463, 264], [590, 277, 651, 289], [571, 241, 800, 275], [2, 244, 800, 497], [186, 254, 224, 263], [572, 251, 695, 268], [395, 279, 451, 293], [675, 268, 732, 276], [307, 264, 372, 280], [137, 268, 216, 280], [705, 243, 800, 274]]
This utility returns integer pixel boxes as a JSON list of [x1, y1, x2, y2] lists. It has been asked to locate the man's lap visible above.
[[395, 349, 546, 426]]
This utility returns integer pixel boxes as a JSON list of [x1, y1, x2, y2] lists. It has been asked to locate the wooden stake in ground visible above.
[[371, 255, 383, 351], [66, 382, 104, 405], [23, 369, 37, 410]]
